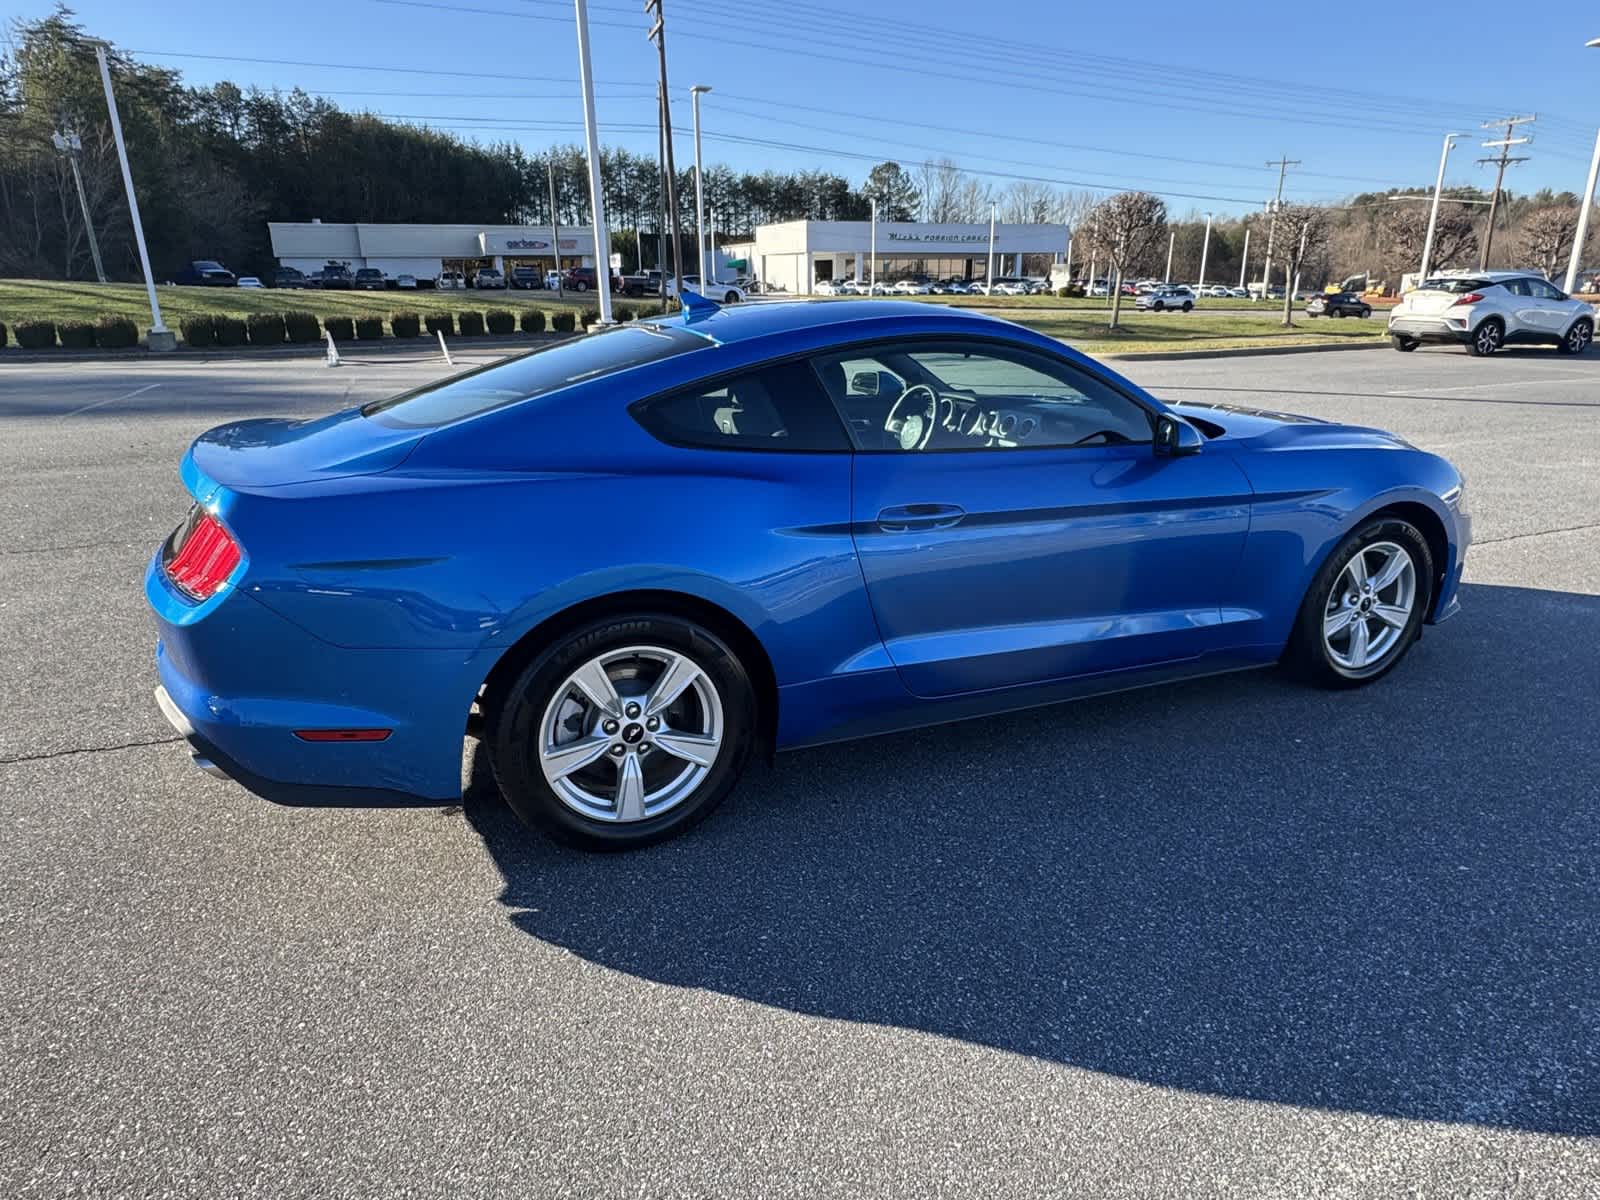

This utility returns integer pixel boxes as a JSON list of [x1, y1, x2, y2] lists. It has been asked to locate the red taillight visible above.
[[1450, 292, 1484, 306], [164, 510, 241, 600], [293, 729, 393, 742]]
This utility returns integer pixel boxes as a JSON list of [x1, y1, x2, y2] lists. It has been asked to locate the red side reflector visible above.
[[293, 729, 393, 742], [164, 512, 241, 600]]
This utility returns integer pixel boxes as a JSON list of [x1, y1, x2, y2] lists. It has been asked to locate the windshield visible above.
[[362, 322, 708, 428], [1419, 276, 1491, 294]]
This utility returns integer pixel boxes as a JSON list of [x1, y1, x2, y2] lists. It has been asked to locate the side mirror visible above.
[[849, 370, 880, 396], [1154, 414, 1203, 457]]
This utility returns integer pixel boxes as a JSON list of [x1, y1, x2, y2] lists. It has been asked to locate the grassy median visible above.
[[988, 309, 1386, 356]]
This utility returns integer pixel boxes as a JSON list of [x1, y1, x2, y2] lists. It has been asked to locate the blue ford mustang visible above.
[[148, 298, 1469, 849]]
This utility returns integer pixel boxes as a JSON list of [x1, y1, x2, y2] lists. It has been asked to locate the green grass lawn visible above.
[[993, 308, 1385, 356], [0, 278, 616, 335], [0, 278, 1384, 357]]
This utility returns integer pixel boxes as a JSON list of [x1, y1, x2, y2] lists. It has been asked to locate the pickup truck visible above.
[[172, 259, 236, 287], [620, 269, 664, 297]]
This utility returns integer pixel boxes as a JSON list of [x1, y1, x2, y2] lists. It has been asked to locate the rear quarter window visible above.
[[363, 322, 707, 428]]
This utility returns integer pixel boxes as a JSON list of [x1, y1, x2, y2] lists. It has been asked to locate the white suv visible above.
[[1388, 270, 1595, 356]]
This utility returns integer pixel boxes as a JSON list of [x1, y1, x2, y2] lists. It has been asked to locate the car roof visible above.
[[654, 298, 1007, 345], [1429, 269, 1537, 281]]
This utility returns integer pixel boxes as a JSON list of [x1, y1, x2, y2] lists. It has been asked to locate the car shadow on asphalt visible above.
[[462, 582, 1600, 1134]]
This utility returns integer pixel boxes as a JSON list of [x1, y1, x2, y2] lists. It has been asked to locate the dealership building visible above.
[[720, 220, 1071, 293], [267, 218, 1069, 291], [267, 221, 600, 281]]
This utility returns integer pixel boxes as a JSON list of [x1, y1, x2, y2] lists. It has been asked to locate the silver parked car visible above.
[[1388, 270, 1595, 356]]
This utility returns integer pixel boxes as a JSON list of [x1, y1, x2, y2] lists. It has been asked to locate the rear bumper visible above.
[[1388, 315, 1470, 343], [147, 551, 482, 806]]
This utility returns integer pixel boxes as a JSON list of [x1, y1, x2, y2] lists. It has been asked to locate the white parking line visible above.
[[1384, 373, 1594, 396], [59, 382, 161, 418]]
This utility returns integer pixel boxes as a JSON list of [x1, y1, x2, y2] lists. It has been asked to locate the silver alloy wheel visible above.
[[538, 644, 723, 823], [1568, 322, 1592, 353], [1475, 322, 1501, 354], [1322, 541, 1417, 671]]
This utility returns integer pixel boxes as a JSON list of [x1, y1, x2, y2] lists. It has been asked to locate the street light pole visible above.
[[870, 198, 878, 293], [1563, 39, 1600, 295], [90, 41, 170, 347], [1238, 227, 1250, 290], [52, 131, 106, 284], [1196, 212, 1213, 297], [572, 0, 614, 323], [1164, 230, 1175, 283], [1419, 133, 1465, 285], [691, 84, 711, 284], [985, 203, 996, 296]]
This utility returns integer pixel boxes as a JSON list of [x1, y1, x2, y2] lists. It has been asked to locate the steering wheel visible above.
[[883, 384, 939, 451]]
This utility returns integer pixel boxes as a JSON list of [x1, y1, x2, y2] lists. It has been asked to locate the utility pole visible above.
[[645, 0, 683, 304], [1260, 155, 1299, 299], [89, 40, 171, 349], [52, 130, 106, 283], [654, 81, 668, 299], [1477, 115, 1535, 270]]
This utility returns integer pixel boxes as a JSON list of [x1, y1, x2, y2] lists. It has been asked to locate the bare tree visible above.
[[917, 158, 967, 223], [1515, 205, 1584, 280], [1000, 180, 1053, 224], [1081, 191, 1167, 329], [1380, 204, 1478, 281], [1267, 205, 1330, 326]]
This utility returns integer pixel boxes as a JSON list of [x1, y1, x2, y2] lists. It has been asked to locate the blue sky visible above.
[[21, 0, 1600, 218]]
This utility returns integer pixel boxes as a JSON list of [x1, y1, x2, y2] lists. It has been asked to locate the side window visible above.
[[812, 340, 1154, 452], [1524, 277, 1562, 300], [632, 360, 850, 451], [1502, 278, 1531, 297]]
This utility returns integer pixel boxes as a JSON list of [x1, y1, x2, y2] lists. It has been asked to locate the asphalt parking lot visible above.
[[3, 340, 1598, 1197]]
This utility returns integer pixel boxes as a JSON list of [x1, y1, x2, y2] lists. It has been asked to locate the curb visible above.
[[0, 330, 576, 366], [1101, 340, 1388, 363]]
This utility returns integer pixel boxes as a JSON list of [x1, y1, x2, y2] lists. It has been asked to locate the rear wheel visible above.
[[1331, 308, 1343, 318], [1152, 300, 1164, 311], [1181, 300, 1193, 312], [488, 615, 756, 850], [1557, 318, 1592, 355], [1285, 518, 1433, 688], [1469, 318, 1503, 356], [1390, 334, 1419, 352], [1360, 306, 1372, 319]]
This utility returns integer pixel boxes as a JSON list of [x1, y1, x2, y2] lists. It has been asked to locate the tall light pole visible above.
[[51, 130, 106, 284], [1238, 227, 1250, 291], [1563, 38, 1600, 295], [1163, 230, 1175, 282], [985, 203, 996, 296], [869, 197, 878, 293], [1196, 212, 1213, 296], [89, 41, 170, 348], [691, 84, 711, 284], [1419, 133, 1465, 285], [573, 0, 614, 323]]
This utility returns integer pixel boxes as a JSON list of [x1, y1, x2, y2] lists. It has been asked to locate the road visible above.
[[2, 343, 1597, 1198]]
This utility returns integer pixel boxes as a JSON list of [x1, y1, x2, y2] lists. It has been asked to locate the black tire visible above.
[[1331, 308, 1344, 318], [1360, 306, 1372, 319], [1152, 300, 1164, 311], [1284, 517, 1434, 689], [488, 614, 756, 850], [723, 291, 739, 304], [1181, 300, 1193, 312], [1468, 317, 1503, 356], [1557, 317, 1593, 355], [573, 280, 588, 292], [1390, 334, 1419, 352]]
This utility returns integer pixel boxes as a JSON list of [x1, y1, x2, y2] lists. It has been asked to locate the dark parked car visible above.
[[1306, 291, 1373, 319], [172, 259, 236, 287], [621, 269, 665, 297], [354, 268, 387, 291], [561, 266, 623, 293], [318, 264, 354, 290], [271, 267, 310, 289], [510, 266, 544, 290]]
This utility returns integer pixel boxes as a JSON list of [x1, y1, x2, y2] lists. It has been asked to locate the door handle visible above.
[[877, 503, 966, 532]]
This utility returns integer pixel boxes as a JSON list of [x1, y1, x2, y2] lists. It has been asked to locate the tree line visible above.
[[2, 11, 1592, 287]]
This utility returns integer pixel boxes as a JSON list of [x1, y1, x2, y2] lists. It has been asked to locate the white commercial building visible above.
[[720, 219, 1071, 294], [266, 221, 599, 280]]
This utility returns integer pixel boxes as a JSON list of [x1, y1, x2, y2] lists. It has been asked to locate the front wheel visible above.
[[489, 615, 756, 850], [1181, 301, 1193, 312], [1557, 318, 1592, 355], [1284, 518, 1433, 688], [1360, 307, 1372, 319], [573, 281, 588, 292], [1469, 318, 1503, 356], [1152, 300, 1164, 311]]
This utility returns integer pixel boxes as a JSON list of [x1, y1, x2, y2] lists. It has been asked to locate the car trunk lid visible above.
[[187, 409, 426, 489]]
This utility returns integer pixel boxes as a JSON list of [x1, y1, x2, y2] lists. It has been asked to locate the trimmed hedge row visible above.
[[1, 309, 587, 351]]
